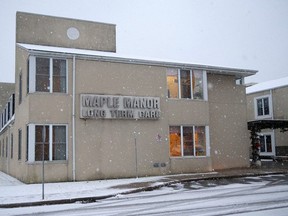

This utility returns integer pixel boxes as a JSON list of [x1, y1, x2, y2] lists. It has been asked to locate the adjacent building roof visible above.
[[246, 76, 288, 94], [17, 43, 257, 79]]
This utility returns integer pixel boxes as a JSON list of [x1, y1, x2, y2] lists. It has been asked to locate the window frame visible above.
[[18, 129, 22, 160], [166, 69, 208, 101], [27, 124, 68, 162], [254, 95, 273, 119], [258, 131, 275, 156], [28, 56, 68, 94], [169, 125, 210, 158], [19, 71, 22, 104]]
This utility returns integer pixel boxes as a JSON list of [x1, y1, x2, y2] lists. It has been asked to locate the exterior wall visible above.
[[16, 12, 116, 52], [2, 52, 251, 182], [208, 74, 250, 169], [246, 86, 288, 156]]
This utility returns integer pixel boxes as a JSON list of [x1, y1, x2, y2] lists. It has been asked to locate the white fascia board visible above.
[[17, 43, 257, 78]]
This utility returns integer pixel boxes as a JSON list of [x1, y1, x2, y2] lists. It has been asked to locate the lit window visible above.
[[169, 126, 181, 156], [28, 124, 67, 162], [169, 125, 208, 157], [166, 69, 178, 98], [167, 69, 207, 100], [29, 56, 67, 93], [254, 95, 272, 119]]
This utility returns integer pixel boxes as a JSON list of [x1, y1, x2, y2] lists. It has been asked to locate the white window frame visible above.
[[258, 131, 275, 156], [254, 94, 273, 119], [29, 56, 68, 93], [27, 124, 68, 162], [167, 69, 208, 101], [169, 125, 210, 158]]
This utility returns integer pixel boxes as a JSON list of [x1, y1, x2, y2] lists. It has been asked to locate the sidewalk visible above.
[[0, 160, 287, 208]]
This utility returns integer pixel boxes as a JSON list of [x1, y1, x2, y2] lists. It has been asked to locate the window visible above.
[[167, 69, 207, 100], [2, 139, 4, 157], [29, 56, 67, 93], [6, 136, 8, 158], [259, 132, 275, 155], [167, 69, 179, 98], [27, 124, 67, 162], [11, 134, 13, 159], [35, 125, 49, 161], [18, 129, 22, 160], [169, 125, 208, 157], [19, 72, 22, 104], [254, 95, 272, 119]]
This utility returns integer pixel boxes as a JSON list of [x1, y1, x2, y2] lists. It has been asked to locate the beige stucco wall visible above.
[[2, 49, 251, 183], [208, 74, 250, 170], [16, 12, 116, 52], [1, 54, 252, 182]]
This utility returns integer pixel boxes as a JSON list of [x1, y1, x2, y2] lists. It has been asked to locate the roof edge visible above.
[[17, 43, 258, 78]]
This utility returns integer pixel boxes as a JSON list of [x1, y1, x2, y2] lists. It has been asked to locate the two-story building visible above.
[[246, 77, 288, 158], [0, 12, 257, 183]]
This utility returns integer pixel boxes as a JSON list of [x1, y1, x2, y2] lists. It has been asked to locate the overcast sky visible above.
[[1, 0, 288, 84]]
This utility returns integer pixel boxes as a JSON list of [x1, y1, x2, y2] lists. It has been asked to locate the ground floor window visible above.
[[27, 124, 67, 162], [169, 125, 209, 157], [259, 132, 275, 156]]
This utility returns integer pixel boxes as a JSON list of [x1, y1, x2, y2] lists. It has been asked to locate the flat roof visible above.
[[246, 76, 288, 94], [17, 43, 257, 79]]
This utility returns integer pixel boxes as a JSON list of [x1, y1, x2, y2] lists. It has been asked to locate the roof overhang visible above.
[[248, 119, 288, 132], [17, 43, 258, 79]]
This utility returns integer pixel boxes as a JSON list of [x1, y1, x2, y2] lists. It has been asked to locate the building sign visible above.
[[80, 94, 160, 120]]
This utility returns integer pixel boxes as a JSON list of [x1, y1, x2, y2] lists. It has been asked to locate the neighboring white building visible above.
[[246, 76, 288, 158]]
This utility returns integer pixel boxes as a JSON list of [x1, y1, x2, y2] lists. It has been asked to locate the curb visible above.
[[0, 170, 287, 208]]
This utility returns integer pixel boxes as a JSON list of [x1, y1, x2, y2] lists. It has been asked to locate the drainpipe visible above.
[[72, 55, 76, 181]]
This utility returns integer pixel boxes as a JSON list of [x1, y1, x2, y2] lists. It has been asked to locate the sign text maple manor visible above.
[[80, 94, 161, 120]]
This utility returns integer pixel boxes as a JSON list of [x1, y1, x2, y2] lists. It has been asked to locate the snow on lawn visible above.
[[0, 172, 162, 205]]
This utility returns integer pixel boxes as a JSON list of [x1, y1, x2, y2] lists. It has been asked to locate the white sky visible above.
[[1, 0, 288, 84]]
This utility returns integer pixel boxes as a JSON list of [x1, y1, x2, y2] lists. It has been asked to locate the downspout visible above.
[[72, 55, 76, 181]]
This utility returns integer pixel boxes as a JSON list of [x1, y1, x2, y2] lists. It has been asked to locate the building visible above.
[[0, 12, 257, 183], [246, 77, 288, 158]]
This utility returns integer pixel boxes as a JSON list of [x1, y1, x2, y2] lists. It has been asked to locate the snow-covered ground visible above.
[[0, 171, 163, 205], [1, 173, 288, 216]]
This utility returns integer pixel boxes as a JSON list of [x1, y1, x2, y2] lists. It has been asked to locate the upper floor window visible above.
[[166, 69, 207, 100], [19, 71, 22, 104], [254, 95, 272, 119], [28, 56, 67, 93]]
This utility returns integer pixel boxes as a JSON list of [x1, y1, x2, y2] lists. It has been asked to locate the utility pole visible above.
[[42, 125, 46, 200]]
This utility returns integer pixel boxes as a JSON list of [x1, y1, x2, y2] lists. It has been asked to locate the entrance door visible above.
[[259, 132, 275, 156]]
